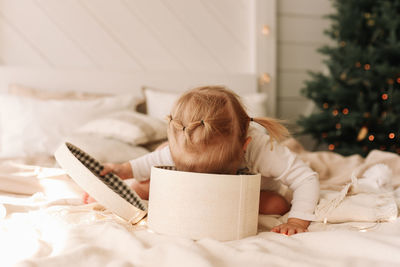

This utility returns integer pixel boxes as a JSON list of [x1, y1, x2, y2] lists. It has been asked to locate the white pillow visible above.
[[143, 87, 268, 120], [8, 83, 113, 100], [241, 93, 268, 118], [0, 93, 140, 157], [143, 87, 179, 120], [65, 134, 149, 163], [76, 110, 167, 146]]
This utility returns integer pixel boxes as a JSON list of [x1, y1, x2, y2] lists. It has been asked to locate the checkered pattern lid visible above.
[[66, 142, 147, 211]]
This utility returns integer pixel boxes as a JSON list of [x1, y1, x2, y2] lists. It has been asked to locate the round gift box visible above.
[[55, 142, 147, 224], [148, 166, 261, 241]]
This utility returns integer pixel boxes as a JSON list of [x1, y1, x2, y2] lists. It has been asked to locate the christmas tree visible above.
[[298, 0, 400, 157]]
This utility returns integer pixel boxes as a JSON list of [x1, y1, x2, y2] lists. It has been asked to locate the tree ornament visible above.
[[334, 30, 339, 37], [357, 126, 368, 141], [367, 19, 375, 26]]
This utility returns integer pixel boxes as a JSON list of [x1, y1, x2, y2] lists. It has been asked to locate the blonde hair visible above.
[[167, 86, 289, 174]]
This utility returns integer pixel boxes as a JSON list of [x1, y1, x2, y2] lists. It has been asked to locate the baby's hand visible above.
[[100, 162, 133, 179], [82, 162, 133, 204], [271, 218, 310, 236]]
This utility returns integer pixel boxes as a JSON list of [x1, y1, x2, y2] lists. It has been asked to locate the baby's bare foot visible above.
[[83, 192, 97, 204]]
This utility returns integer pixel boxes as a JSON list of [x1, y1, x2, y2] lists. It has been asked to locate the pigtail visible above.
[[168, 114, 212, 145], [252, 117, 290, 143]]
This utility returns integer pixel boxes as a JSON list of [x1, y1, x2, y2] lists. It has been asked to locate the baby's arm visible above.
[[247, 129, 319, 235], [99, 143, 173, 180], [83, 145, 173, 203], [128, 145, 174, 181], [100, 162, 133, 178]]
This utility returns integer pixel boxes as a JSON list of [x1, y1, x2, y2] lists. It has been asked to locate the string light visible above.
[[340, 41, 346, 47], [322, 133, 328, 138], [380, 146, 386, 150], [382, 93, 388, 100], [364, 64, 371, 70], [336, 123, 341, 129], [323, 103, 329, 109], [332, 109, 339, 116], [328, 144, 335, 150], [389, 133, 395, 139], [368, 135, 375, 141], [342, 108, 349, 115], [355, 62, 361, 68], [357, 126, 368, 141], [260, 73, 271, 85], [262, 25, 270, 35], [397, 77, 400, 84], [388, 79, 394, 85], [367, 19, 375, 26]]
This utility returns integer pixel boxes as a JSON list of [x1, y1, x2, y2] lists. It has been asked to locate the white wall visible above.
[[277, 0, 334, 122], [0, 0, 254, 73]]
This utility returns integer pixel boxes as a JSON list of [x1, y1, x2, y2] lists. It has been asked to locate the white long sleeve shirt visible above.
[[129, 127, 319, 221]]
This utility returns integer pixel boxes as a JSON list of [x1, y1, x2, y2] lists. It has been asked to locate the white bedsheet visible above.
[[1, 146, 400, 267]]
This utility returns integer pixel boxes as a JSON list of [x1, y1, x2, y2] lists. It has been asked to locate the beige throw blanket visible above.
[[283, 139, 400, 223]]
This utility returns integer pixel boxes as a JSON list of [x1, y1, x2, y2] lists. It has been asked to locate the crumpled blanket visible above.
[[2, 141, 400, 266], [315, 164, 398, 223]]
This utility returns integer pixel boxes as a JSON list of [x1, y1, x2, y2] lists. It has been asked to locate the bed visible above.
[[1, 68, 400, 267], [1, 1, 400, 266]]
